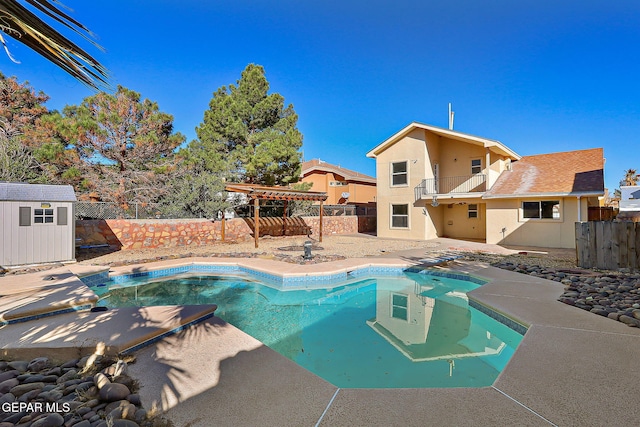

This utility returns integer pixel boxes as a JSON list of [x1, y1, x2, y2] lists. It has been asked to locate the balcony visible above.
[[414, 174, 486, 200]]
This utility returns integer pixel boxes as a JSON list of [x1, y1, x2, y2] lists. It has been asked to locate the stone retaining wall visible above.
[[76, 216, 376, 250]]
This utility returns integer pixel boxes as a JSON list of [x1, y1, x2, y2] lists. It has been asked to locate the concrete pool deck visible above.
[[1, 251, 639, 426]]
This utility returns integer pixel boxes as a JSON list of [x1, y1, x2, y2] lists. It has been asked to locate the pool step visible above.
[[0, 276, 98, 326], [0, 304, 217, 361]]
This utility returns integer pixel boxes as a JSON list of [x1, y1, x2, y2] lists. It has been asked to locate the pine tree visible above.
[[56, 86, 185, 205], [193, 64, 303, 186]]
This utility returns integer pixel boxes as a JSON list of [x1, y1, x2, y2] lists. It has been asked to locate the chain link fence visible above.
[[75, 201, 375, 220], [75, 202, 202, 220]]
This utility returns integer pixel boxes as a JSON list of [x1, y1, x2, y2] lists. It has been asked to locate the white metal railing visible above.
[[414, 174, 486, 199]]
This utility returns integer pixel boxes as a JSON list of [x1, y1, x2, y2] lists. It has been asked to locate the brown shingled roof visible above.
[[484, 148, 604, 198], [301, 159, 376, 184]]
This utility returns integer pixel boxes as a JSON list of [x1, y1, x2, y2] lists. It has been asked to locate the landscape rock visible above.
[[0, 377, 19, 393], [94, 372, 110, 390], [0, 356, 169, 427], [10, 381, 44, 396], [31, 413, 64, 427], [7, 360, 29, 372], [27, 356, 50, 372], [99, 383, 131, 402]]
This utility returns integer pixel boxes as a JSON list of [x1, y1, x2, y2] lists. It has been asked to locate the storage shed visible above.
[[1, 183, 77, 267]]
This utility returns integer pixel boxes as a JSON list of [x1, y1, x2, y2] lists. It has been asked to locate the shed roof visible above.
[[0, 183, 77, 202], [484, 148, 604, 199]]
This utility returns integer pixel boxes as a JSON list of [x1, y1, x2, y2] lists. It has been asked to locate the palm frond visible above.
[[0, 0, 109, 90]]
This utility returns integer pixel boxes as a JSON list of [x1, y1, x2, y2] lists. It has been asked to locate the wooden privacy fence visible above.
[[575, 221, 640, 270], [587, 206, 618, 221]]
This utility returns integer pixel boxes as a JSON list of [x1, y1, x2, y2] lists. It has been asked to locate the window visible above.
[[522, 201, 560, 219], [471, 159, 482, 174], [391, 204, 409, 228], [34, 208, 54, 224], [19, 207, 31, 226], [391, 293, 408, 320], [468, 204, 478, 218], [57, 207, 68, 226], [391, 161, 408, 186]]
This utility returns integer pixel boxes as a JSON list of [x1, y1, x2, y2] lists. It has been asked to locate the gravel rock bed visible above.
[[0, 356, 170, 427], [491, 260, 640, 328]]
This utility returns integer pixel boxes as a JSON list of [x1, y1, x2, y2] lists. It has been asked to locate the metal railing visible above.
[[414, 174, 486, 199]]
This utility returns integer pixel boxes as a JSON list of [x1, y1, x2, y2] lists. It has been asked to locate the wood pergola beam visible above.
[[226, 184, 328, 248]]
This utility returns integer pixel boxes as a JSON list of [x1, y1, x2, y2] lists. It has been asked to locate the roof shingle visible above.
[[484, 148, 604, 198]]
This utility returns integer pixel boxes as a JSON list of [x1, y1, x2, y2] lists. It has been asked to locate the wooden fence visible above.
[[575, 221, 640, 270], [587, 206, 618, 221]]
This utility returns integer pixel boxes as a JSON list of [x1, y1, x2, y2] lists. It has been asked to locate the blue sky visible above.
[[2, 0, 639, 192]]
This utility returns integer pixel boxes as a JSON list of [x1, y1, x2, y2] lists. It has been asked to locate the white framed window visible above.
[[468, 204, 478, 218], [391, 204, 409, 228], [471, 159, 482, 174], [391, 161, 408, 186], [391, 293, 408, 321], [522, 200, 561, 220]]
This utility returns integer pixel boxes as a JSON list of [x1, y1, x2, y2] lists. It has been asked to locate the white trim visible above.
[[366, 122, 521, 160], [390, 160, 409, 187], [390, 203, 410, 229], [484, 191, 603, 199], [519, 200, 563, 222]]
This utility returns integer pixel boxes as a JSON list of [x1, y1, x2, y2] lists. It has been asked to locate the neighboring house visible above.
[[366, 122, 604, 249], [617, 186, 640, 221], [1, 182, 77, 267], [301, 159, 376, 205]]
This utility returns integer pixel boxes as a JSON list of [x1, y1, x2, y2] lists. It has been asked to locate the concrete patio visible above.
[[1, 245, 639, 426]]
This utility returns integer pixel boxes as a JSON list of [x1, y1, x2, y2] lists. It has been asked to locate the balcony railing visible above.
[[414, 174, 486, 199]]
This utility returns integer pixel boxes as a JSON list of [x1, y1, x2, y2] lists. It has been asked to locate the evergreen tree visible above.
[[0, 72, 62, 183], [55, 86, 185, 205], [193, 64, 303, 186]]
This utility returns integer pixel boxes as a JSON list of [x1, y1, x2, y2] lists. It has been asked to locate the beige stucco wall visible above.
[[442, 202, 486, 240], [376, 129, 430, 239], [437, 138, 487, 179], [485, 197, 591, 248]]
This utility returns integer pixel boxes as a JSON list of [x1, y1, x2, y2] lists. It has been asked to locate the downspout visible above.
[[577, 196, 582, 222]]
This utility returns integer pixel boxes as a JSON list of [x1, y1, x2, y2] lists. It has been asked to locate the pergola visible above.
[[225, 184, 328, 248]]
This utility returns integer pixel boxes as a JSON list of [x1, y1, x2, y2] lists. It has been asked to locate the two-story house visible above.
[[366, 122, 604, 249], [301, 159, 376, 205]]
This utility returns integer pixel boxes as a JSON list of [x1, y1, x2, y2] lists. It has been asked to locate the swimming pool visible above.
[[91, 269, 524, 388]]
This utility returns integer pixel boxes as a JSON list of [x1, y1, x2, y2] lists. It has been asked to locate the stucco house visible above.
[[301, 159, 376, 205], [366, 122, 604, 249]]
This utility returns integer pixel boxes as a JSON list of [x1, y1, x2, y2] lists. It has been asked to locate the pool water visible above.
[[94, 271, 524, 388]]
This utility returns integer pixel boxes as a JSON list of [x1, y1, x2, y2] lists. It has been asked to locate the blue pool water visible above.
[[93, 271, 524, 388]]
